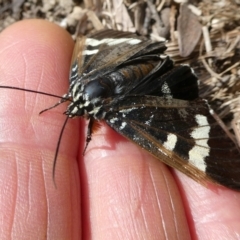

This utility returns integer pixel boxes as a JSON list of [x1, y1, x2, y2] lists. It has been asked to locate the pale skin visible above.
[[0, 20, 239, 239]]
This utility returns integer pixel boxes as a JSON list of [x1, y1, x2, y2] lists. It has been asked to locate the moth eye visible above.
[[84, 78, 113, 100]]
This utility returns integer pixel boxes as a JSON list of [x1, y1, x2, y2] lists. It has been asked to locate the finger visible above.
[[0, 20, 80, 239], [174, 171, 240, 239], [80, 123, 191, 239]]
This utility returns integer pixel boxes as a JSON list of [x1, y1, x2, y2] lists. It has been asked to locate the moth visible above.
[[1, 29, 240, 190]]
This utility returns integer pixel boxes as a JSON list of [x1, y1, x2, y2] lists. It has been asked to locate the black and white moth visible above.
[[2, 29, 240, 190]]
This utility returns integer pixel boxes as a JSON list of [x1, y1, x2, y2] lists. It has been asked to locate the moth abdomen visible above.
[[83, 62, 157, 99]]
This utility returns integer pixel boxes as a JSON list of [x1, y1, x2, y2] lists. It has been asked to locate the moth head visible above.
[[65, 77, 113, 118], [83, 78, 113, 100]]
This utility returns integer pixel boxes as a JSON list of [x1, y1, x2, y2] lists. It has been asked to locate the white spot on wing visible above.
[[163, 134, 177, 151], [82, 49, 99, 55], [145, 120, 151, 125], [161, 82, 172, 99], [86, 38, 142, 47], [119, 107, 137, 114], [110, 117, 118, 124], [162, 82, 171, 94], [145, 115, 154, 125], [189, 114, 210, 171], [119, 122, 127, 130]]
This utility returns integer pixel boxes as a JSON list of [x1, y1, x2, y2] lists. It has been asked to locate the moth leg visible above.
[[40, 95, 70, 114], [83, 117, 94, 155]]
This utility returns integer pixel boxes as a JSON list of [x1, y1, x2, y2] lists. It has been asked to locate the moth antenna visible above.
[[0, 86, 65, 99], [52, 116, 69, 188], [0, 85, 72, 115], [39, 98, 69, 115]]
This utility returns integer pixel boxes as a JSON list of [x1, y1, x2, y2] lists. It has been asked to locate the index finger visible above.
[[0, 20, 80, 239]]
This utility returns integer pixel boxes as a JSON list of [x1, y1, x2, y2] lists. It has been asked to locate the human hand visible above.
[[0, 20, 239, 239]]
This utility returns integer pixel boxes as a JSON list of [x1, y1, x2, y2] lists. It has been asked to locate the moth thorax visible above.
[[65, 95, 104, 119]]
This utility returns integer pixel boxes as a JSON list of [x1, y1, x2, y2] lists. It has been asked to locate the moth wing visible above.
[[129, 60, 199, 100], [105, 96, 240, 190], [69, 35, 87, 82], [70, 29, 166, 80]]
